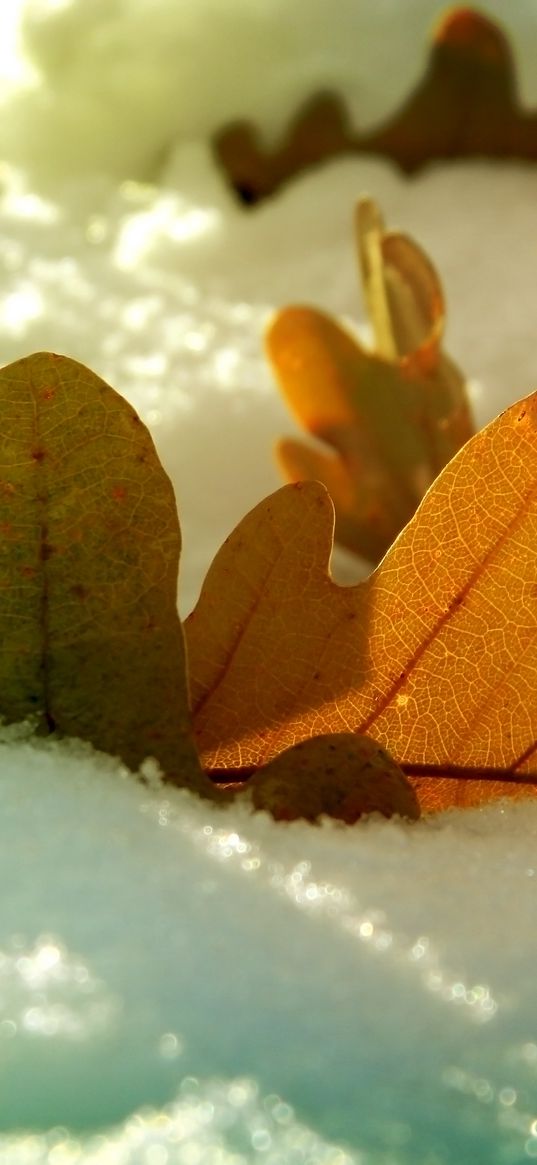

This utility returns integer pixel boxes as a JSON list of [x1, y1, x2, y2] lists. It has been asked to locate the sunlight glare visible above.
[[0, 2, 38, 87]]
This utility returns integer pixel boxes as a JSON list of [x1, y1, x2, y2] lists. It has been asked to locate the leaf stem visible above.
[[206, 762, 537, 787]]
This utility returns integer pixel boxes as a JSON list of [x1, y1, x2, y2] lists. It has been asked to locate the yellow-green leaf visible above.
[[0, 352, 206, 792]]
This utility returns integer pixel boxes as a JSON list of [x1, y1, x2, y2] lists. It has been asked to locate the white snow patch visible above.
[[0, 730, 537, 1162], [1, 1, 537, 181]]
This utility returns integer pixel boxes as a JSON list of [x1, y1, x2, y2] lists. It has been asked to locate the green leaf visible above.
[[0, 352, 206, 791]]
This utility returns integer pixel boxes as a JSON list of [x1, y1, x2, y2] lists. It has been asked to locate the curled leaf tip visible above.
[[268, 198, 474, 564]]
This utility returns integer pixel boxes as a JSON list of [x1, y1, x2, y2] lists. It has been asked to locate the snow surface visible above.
[[2, 730, 537, 1164], [0, 4, 536, 1161]]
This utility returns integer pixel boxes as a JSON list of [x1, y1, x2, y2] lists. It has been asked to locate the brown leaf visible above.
[[186, 393, 537, 812], [363, 7, 537, 172], [214, 9, 537, 205], [214, 92, 353, 206], [0, 352, 208, 793], [248, 733, 420, 823], [267, 199, 473, 563]]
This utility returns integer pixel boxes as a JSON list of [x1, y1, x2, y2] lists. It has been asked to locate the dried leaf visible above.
[[0, 352, 207, 792], [248, 733, 420, 823], [214, 92, 352, 206], [215, 9, 537, 205], [268, 198, 473, 563], [364, 7, 537, 172], [186, 393, 537, 812]]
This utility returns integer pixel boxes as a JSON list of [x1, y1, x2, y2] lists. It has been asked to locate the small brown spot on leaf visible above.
[[448, 592, 464, 611]]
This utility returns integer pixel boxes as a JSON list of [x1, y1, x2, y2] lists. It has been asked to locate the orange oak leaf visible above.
[[267, 198, 473, 564], [0, 352, 209, 794], [185, 392, 537, 813], [214, 9, 537, 205]]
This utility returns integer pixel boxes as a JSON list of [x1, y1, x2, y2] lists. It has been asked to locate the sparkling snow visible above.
[[2, 733, 537, 1164]]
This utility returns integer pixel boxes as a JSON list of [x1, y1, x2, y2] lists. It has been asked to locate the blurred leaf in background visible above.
[[268, 197, 473, 564]]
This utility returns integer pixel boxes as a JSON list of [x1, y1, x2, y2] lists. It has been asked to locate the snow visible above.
[[2, 1, 537, 181], [0, 3, 536, 1161], [2, 731, 537, 1163]]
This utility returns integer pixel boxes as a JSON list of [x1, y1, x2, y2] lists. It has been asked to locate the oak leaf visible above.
[[215, 9, 537, 205], [267, 197, 473, 563], [362, 7, 537, 173], [0, 352, 209, 794], [185, 392, 537, 812]]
